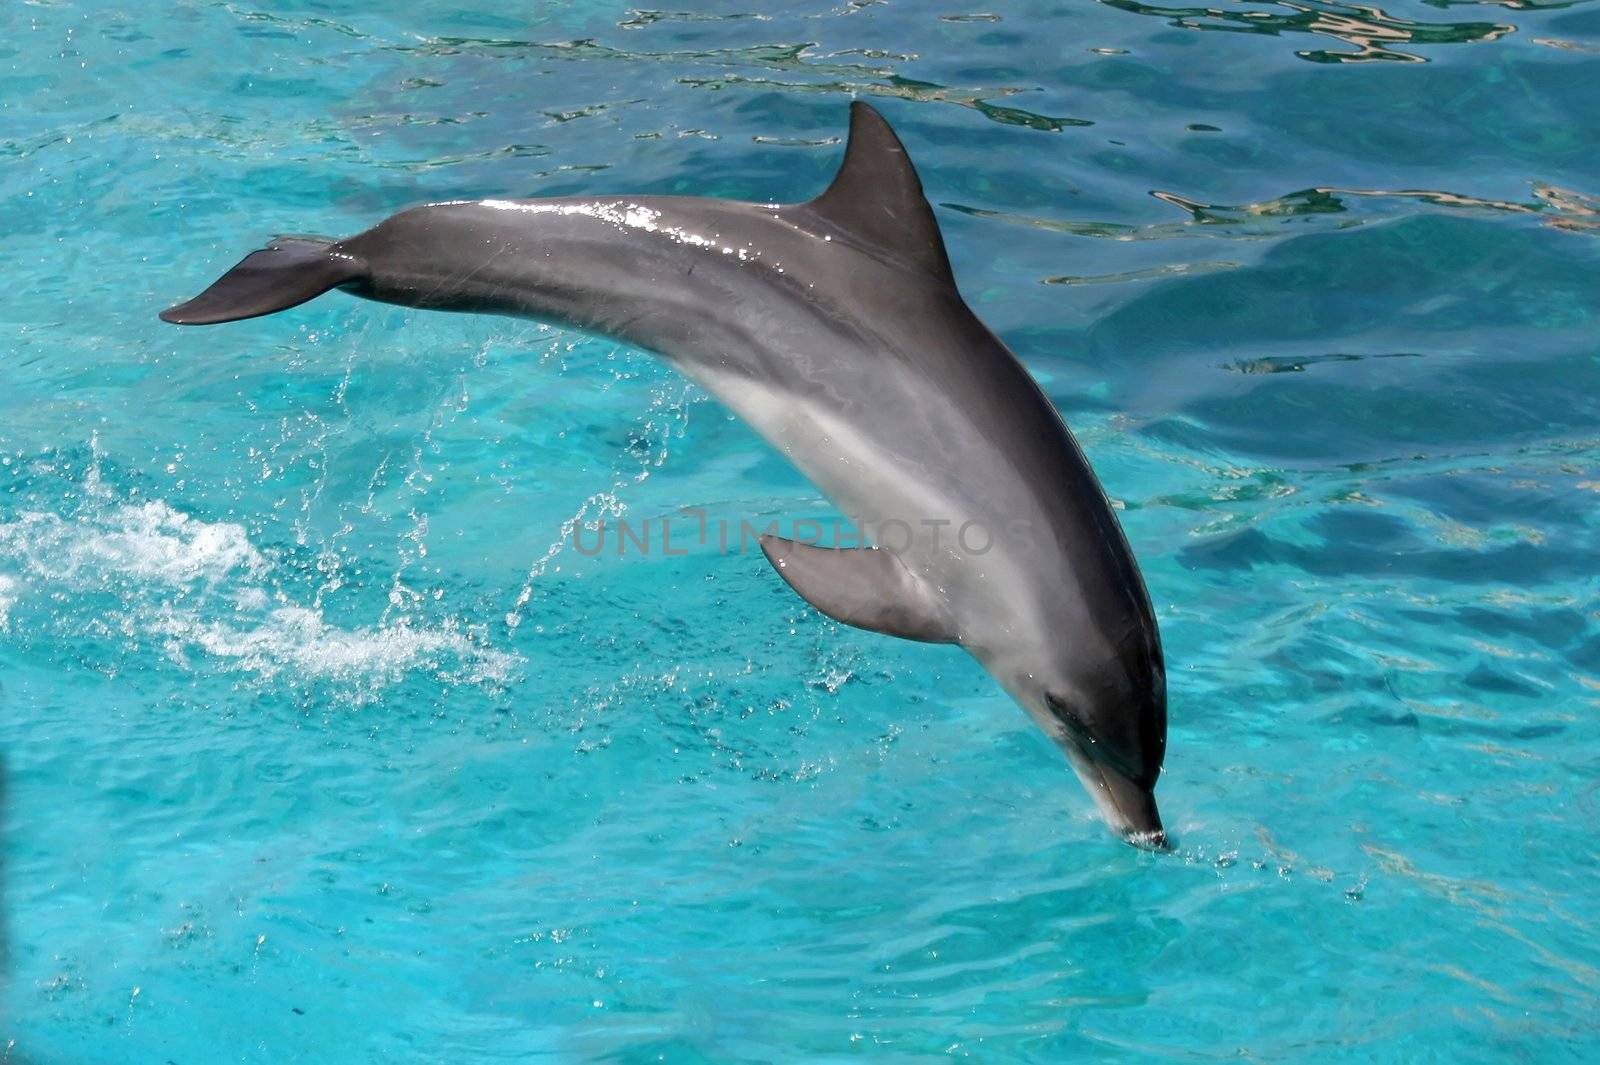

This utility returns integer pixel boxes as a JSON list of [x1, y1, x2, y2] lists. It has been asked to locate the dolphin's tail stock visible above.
[[159, 237, 367, 325]]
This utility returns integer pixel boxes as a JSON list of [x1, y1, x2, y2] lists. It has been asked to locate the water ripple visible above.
[[1099, 0, 1516, 62], [384, 31, 1085, 131], [618, 9, 775, 29], [947, 180, 1600, 247]]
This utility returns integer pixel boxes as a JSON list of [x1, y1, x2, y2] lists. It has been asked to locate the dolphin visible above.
[[160, 102, 1169, 847]]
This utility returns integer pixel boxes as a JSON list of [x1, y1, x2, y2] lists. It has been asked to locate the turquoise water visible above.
[[2, 0, 1598, 1060]]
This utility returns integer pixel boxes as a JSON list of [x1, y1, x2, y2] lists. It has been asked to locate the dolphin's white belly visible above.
[[688, 362, 949, 537], [687, 360, 1040, 652]]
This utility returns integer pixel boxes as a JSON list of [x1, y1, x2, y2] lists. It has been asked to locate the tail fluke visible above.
[[159, 237, 367, 325]]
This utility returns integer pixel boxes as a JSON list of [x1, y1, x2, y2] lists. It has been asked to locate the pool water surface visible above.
[[1, 1, 1597, 1061]]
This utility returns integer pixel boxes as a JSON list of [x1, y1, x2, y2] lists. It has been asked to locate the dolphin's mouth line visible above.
[[1039, 692, 1166, 849]]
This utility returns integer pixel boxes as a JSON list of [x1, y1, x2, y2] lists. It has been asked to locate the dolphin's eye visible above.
[[1045, 692, 1142, 780], [1044, 692, 1096, 744]]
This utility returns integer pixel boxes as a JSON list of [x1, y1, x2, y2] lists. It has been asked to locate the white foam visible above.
[[0, 573, 16, 631], [0, 501, 265, 586], [149, 606, 518, 687], [0, 496, 520, 691]]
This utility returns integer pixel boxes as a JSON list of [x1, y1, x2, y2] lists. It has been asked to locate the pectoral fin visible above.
[[759, 535, 956, 644]]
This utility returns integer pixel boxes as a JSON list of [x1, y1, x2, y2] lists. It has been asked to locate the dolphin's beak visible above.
[[1093, 762, 1168, 850], [1024, 695, 1171, 850]]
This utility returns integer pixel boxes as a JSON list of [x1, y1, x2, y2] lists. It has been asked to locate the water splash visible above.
[[0, 484, 519, 696], [148, 605, 516, 689], [0, 575, 18, 633], [504, 365, 704, 633]]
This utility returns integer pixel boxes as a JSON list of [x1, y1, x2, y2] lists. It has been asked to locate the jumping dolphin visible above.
[[160, 102, 1169, 847]]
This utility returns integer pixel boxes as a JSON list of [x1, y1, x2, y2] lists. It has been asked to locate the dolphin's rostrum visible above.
[[162, 103, 1169, 847]]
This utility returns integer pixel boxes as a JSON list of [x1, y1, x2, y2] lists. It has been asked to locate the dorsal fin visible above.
[[796, 101, 955, 285]]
